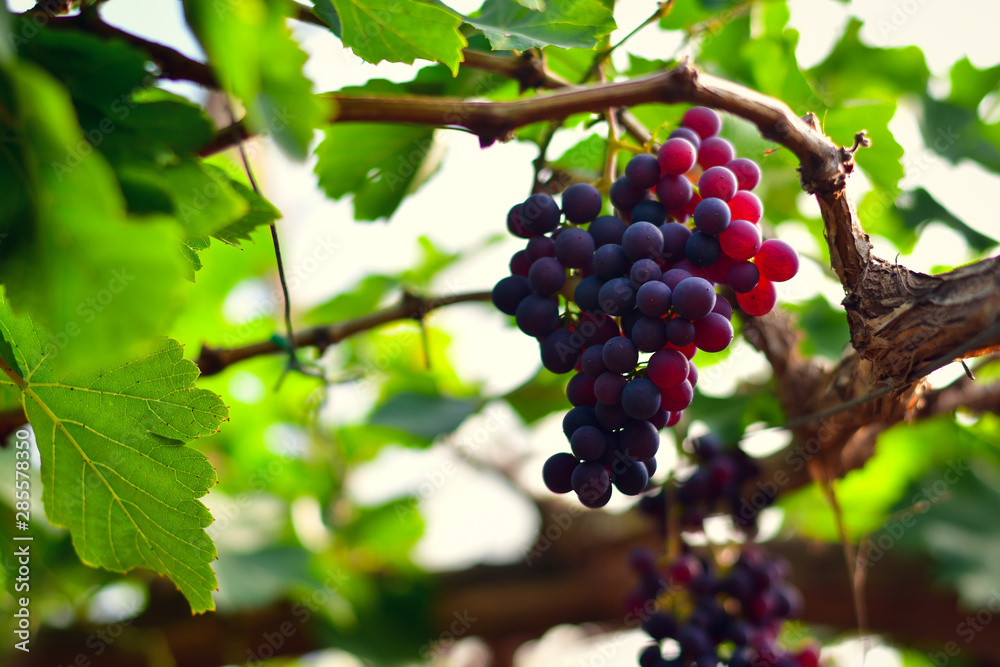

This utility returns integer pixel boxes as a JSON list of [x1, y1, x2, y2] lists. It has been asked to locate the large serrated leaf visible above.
[[332, 0, 467, 75], [0, 299, 227, 613], [182, 0, 330, 160], [467, 0, 616, 50]]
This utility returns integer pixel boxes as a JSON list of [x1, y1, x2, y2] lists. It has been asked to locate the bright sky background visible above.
[[13, 1, 1000, 665]]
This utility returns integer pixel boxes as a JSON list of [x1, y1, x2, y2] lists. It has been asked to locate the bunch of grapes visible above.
[[627, 545, 817, 667], [638, 434, 773, 533], [491, 106, 799, 508]]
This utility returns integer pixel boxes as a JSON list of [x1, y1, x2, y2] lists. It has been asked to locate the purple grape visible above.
[[612, 457, 649, 495], [595, 400, 630, 430], [693, 197, 732, 235], [622, 418, 659, 461], [726, 157, 762, 190], [685, 231, 722, 268], [515, 294, 560, 338], [698, 166, 738, 201], [728, 260, 760, 293], [693, 312, 734, 353], [540, 328, 581, 374], [631, 199, 667, 225], [622, 221, 664, 262], [542, 452, 578, 493], [712, 295, 733, 319], [666, 317, 695, 346], [631, 316, 667, 352], [510, 250, 531, 277], [621, 377, 661, 420], [566, 371, 596, 407], [659, 222, 692, 263], [594, 371, 627, 404], [571, 460, 611, 501], [655, 174, 693, 210], [562, 182, 603, 224], [610, 176, 645, 211], [598, 277, 637, 315], [554, 227, 596, 269], [636, 280, 672, 317], [491, 275, 532, 315], [625, 153, 662, 189], [602, 336, 639, 373], [580, 345, 608, 378], [574, 274, 605, 313], [570, 424, 607, 461], [661, 267, 692, 290], [521, 193, 561, 234], [619, 307, 643, 340], [593, 243, 630, 279], [528, 257, 566, 296], [562, 405, 598, 439], [507, 203, 536, 239], [525, 235, 556, 261], [630, 258, 662, 286], [588, 215, 627, 246], [578, 482, 613, 508], [669, 126, 702, 150], [672, 277, 716, 320]]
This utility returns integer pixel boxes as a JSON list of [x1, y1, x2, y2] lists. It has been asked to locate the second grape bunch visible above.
[[491, 106, 799, 508]]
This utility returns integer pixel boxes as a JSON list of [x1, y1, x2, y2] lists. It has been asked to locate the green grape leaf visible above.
[[332, 0, 467, 75], [467, 0, 616, 51], [210, 181, 280, 248], [314, 123, 440, 220], [0, 299, 227, 613], [311, 0, 343, 37], [370, 391, 481, 441], [896, 188, 998, 253], [502, 368, 568, 424], [182, 0, 331, 160], [514, 0, 546, 8], [0, 62, 187, 372], [162, 161, 250, 238]]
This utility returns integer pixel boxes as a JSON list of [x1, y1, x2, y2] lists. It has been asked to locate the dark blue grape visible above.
[[542, 452, 578, 493], [528, 257, 566, 296], [562, 182, 602, 224], [625, 153, 661, 189], [610, 176, 646, 211], [507, 203, 536, 239], [566, 372, 596, 407], [661, 268, 692, 290], [712, 295, 733, 319], [630, 258, 662, 286], [521, 193, 561, 234], [693, 197, 731, 235], [666, 317, 696, 346], [660, 222, 693, 263], [570, 425, 606, 461], [685, 231, 722, 268], [642, 612, 677, 641], [595, 400, 630, 430], [525, 235, 555, 261], [510, 250, 531, 277], [571, 460, 611, 501], [602, 336, 639, 373], [622, 221, 664, 262], [631, 199, 667, 225], [636, 280, 672, 317], [540, 328, 581, 374], [728, 260, 760, 293], [622, 418, 659, 460], [676, 624, 712, 658], [671, 277, 716, 320], [562, 405, 598, 439], [588, 215, 627, 247], [612, 457, 649, 495], [594, 371, 627, 404], [655, 174, 693, 210], [620, 307, 643, 340], [515, 294, 560, 338], [577, 313, 621, 347], [593, 243, 630, 280], [580, 345, 608, 378], [621, 377, 661, 420], [598, 277, 637, 315], [574, 275, 605, 313], [491, 275, 532, 315], [631, 316, 667, 352], [578, 482, 613, 508], [554, 227, 596, 269]]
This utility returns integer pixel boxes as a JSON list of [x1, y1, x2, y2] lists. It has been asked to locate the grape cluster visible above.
[[491, 106, 799, 508], [638, 434, 773, 534], [628, 545, 818, 667]]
